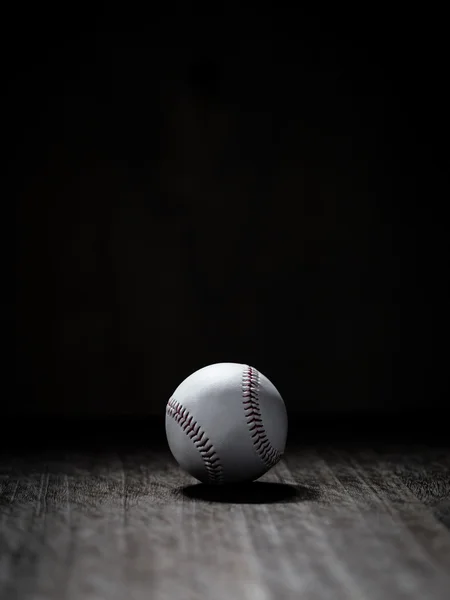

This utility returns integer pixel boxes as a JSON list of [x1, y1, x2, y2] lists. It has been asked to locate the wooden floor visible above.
[[1, 421, 450, 600]]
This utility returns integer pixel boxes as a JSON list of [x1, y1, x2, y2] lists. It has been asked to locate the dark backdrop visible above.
[[12, 6, 446, 417]]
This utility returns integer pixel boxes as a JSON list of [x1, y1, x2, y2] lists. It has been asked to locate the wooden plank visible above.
[[1, 446, 449, 600]]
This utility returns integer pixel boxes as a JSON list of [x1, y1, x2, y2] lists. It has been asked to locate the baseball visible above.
[[165, 362, 288, 484]]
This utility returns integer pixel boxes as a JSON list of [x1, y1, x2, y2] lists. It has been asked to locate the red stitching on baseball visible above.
[[166, 397, 224, 484], [242, 366, 282, 468]]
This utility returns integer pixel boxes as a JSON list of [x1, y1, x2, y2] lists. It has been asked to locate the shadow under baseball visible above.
[[179, 481, 319, 504]]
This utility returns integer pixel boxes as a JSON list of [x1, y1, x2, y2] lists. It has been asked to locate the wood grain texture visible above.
[[1, 444, 450, 600]]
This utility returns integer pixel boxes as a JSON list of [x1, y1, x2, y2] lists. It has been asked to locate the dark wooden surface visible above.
[[1, 421, 450, 600]]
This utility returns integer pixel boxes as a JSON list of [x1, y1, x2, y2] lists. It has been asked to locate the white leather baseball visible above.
[[165, 362, 288, 484]]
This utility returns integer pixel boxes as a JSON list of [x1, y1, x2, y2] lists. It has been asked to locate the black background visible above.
[[11, 5, 447, 419]]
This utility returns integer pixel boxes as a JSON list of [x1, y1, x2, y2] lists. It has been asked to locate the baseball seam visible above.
[[166, 397, 224, 484], [242, 366, 282, 468]]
